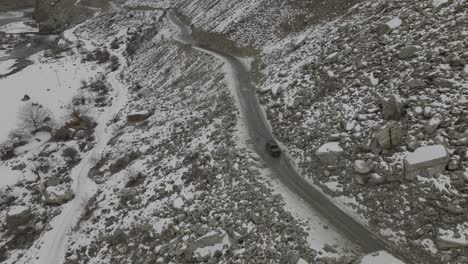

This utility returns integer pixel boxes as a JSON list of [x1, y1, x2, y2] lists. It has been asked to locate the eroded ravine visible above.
[[167, 9, 413, 264]]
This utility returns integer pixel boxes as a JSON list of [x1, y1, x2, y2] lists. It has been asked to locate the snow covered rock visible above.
[[43, 186, 75, 205], [404, 145, 449, 181], [315, 142, 343, 166], [381, 95, 402, 121], [376, 17, 402, 36], [127, 110, 152, 122], [354, 160, 372, 174], [6, 206, 31, 228]]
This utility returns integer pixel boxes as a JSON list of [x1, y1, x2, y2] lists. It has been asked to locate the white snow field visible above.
[[0, 54, 100, 143]]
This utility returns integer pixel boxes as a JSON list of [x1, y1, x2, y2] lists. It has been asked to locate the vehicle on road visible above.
[[266, 140, 281, 157]]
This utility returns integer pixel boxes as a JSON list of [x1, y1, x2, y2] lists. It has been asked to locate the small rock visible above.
[[407, 79, 426, 89], [423, 106, 433, 118], [376, 17, 402, 36], [6, 206, 31, 228], [381, 95, 402, 121], [461, 65, 468, 78], [424, 115, 442, 134], [398, 45, 421, 59], [354, 160, 372, 174], [21, 95, 30, 101], [127, 110, 152, 122]]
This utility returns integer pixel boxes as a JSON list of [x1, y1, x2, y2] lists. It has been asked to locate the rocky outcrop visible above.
[[404, 145, 449, 181]]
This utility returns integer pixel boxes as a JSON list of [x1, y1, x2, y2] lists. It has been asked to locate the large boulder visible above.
[[315, 142, 343, 166], [380, 95, 402, 121], [43, 186, 75, 205], [404, 145, 449, 181], [374, 121, 403, 151], [6, 206, 31, 229]]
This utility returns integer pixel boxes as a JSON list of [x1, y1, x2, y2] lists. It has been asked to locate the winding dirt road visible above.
[[167, 9, 411, 264]]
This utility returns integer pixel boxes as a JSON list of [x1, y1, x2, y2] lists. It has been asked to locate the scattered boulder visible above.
[[6, 206, 31, 228], [404, 145, 449, 181], [376, 17, 402, 36], [354, 160, 372, 174], [381, 95, 402, 121], [184, 230, 230, 260], [407, 79, 426, 89], [11, 162, 26, 171], [462, 65, 468, 78], [109, 150, 141, 174], [45, 176, 61, 187], [127, 110, 152, 122], [397, 45, 421, 59], [315, 142, 343, 166], [43, 186, 75, 205], [369, 173, 385, 185], [374, 121, 403, 150], [424, 114, 442, 134]]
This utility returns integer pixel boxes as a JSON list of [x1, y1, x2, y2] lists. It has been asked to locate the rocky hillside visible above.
[[1, 0, 467, 263], [165, 0, 468, 262]]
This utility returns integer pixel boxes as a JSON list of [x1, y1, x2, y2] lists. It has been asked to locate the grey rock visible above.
[[407, 79, 426, 89], [398, 45, 421, 59], [6, 206, 31, 228], [315, 142, 343, 166], [404, 145, 449, 181], [127, 110, 152, 122], [381, 95, 402, 121], [424, 115, 442, 134], [354, 160, 372, 174], [43, 186, 75, 205], [375, 121, 403, 150], [11, 162, 27, 171], [462, 65, 468, 78], [46, 176, 61, 187]]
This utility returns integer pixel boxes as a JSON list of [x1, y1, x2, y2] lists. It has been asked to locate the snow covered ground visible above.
[[0, 59, 16, 74], [0, 53, 101, 143]]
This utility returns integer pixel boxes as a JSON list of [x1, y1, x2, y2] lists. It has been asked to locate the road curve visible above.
[[167, 10, 412, 264]]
